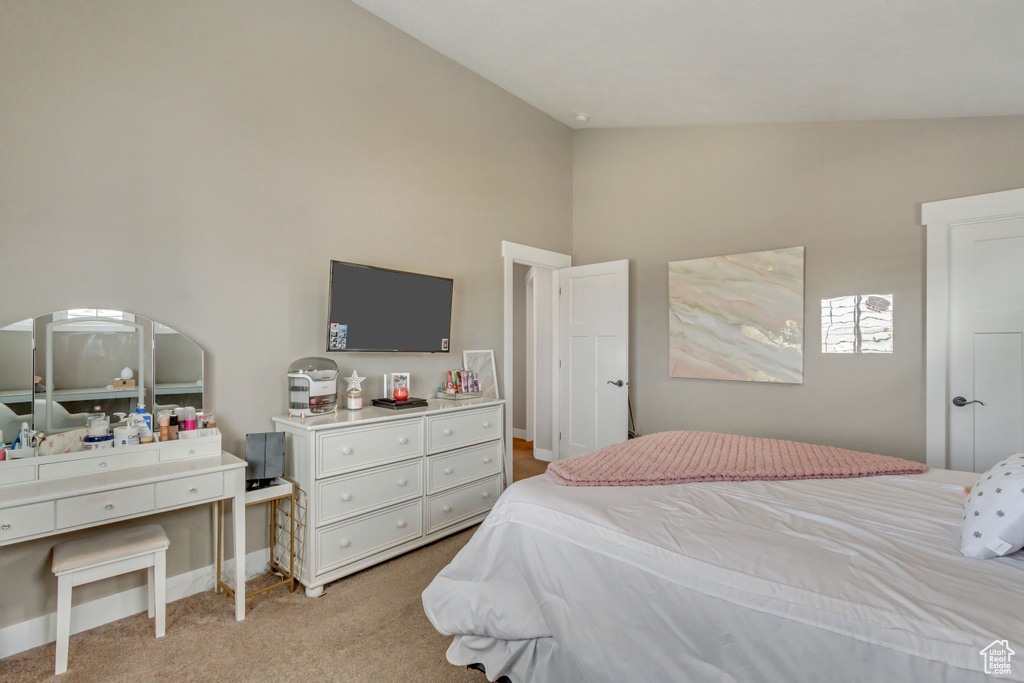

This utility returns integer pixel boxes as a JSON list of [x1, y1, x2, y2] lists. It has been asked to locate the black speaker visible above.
[[245, 432, 285, 490]]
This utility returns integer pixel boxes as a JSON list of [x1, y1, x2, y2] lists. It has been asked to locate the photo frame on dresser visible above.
[[462, 350, 499, 400]]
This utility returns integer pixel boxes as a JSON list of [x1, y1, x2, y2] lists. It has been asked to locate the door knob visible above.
[[607, 380, 625, 387], [952, 396, 985, 407]]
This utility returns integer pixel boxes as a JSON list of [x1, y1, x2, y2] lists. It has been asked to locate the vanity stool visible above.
[[51, 524, 170, 675]]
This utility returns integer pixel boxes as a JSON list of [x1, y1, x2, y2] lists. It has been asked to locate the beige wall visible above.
[[0, 0, 571, 626], [572, 117, 1024, 461]]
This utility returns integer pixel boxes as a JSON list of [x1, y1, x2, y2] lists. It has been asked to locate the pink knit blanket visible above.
[[546, 430, 927, 486]]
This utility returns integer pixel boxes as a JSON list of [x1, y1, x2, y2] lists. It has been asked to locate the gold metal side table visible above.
[[217, 478, 296, 599]]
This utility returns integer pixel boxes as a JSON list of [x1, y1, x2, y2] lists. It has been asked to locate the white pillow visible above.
[[961, 453, 1024, 558]]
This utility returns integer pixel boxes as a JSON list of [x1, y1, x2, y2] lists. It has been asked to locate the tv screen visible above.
[[327, 261, 453, 353]]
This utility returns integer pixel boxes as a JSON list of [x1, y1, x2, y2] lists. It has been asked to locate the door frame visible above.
[[922, 187, 1024, 469], [502, 241, 571, 485]]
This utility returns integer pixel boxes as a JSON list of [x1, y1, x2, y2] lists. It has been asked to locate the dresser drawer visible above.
[[427, 441, 502, 494], [427, 475, 501, 533], [427, 406, 502, 454], [317, 460, 422, 527], [159, 438, 222, 462], [317, 420, 423, 478], [156, 472, 224, 509], [0, 502, 55, 543], [39, 451, 159, 480], [56, 484, 155, 529], [317, 500, 422, 573]]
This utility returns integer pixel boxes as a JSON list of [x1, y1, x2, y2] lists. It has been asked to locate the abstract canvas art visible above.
[[669, 246, 805, 383]]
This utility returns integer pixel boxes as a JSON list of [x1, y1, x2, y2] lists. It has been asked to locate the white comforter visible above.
[[423, 469, 1024, 682]]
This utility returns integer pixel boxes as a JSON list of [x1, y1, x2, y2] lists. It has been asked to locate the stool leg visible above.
[[154, 550, 166, 638], [55, 574, 72, 675], [148, 565, 155, 618]]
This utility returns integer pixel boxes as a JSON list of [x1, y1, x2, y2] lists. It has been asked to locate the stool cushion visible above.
[[52, 524, 170, 574]]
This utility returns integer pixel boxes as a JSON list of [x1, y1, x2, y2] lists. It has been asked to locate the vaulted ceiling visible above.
[[351, 0, 1024, 128]]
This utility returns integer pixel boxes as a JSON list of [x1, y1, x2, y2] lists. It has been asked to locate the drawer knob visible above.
[[442, 505, 452, 513], [397, 478, 407, 486], [340, 539, 351, 548], [444, 467, 453, 475], [398, 437, 409, 445], [341, 493, 352, 502], [482, 422, 491, 428], [105, 503, 114, 510], [342, 447, 353, 455], [481, 492, 491, 499], [188, 449, 196, 456], [1, 523, 10, 530], [99, 462, 108, 468], [443, 428, 453, 436], [483, 457, 492, 464], [396, 519, 407, 529], [189, 487, 198, 494]]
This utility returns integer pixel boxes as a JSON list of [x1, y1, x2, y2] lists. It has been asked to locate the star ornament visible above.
[[344, 371, 366, 392]]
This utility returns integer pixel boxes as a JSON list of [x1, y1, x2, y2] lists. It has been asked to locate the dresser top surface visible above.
[[272, 398, 505, 432]]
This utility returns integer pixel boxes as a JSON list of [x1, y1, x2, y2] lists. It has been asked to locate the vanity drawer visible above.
[[427, 475, 501, 534], [317, 460, 422, 526], [156, 472, 224, 509], [0, 502, 55, 543], [317, 420, 423, 478], [56, 484, 155, 529], [159, 439, 221, 462], [39, 451, 159, 480], [0, 461, 37, 486], [427, 406, 501, 454], [427, 441, 502, 494], [317, 500, 422, 572]]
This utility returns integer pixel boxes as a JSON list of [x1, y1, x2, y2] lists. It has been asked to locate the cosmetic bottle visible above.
[[158, 412, 170, 442], [183, 406, 197, 431], [135, 403, 153, 434], [168, 414, 179, 440]]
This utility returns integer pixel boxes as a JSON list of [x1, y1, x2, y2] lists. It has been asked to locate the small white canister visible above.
[[113, 426, 140, 448]]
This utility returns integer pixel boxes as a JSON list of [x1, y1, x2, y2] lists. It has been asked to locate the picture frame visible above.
[[462, 350, 499, 400], [384, 372, 410, 398]]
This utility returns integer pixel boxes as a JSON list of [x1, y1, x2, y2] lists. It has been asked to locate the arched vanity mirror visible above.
[[0, 309, 203, 445]]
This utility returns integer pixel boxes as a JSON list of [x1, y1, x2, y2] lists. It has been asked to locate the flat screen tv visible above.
[[327, 261, 453, 353]]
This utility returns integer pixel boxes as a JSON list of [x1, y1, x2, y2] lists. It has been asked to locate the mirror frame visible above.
[[0, 309, 204, 438]]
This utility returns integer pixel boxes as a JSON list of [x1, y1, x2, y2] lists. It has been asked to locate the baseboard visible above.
[[512, 428, 529, 440], [0, 547, 270, 659], [532, 448, 553, 462]]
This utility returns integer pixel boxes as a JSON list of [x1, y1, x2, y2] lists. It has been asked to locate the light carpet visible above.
[[1, 528, 484, 682]]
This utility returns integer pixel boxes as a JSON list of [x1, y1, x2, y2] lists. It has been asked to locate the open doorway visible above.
[[512, 263, 556, 482], [501, 242, 571, 486]]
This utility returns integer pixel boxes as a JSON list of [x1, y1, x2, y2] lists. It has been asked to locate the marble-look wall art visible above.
[[669, 246, 805, 383]]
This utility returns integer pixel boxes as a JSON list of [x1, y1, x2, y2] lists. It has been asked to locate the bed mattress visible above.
[[422, 469, 1024, 682]]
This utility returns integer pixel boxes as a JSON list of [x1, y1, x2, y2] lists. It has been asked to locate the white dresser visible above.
[[272, 399, 504, 597]]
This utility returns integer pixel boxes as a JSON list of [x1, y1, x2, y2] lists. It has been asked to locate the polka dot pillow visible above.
[[961, 453, 1024, 559]]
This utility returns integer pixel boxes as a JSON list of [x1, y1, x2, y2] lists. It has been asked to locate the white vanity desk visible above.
[[0, 432, 247, 621]]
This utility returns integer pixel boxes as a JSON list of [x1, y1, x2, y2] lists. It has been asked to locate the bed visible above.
[[423, 460, 1024, 682]]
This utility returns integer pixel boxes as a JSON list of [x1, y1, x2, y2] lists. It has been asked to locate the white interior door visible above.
[[558, 259, 629, 459], [949, 217, 1024, 472]]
